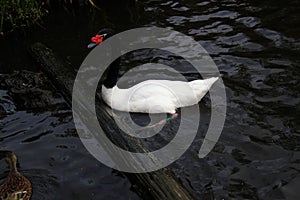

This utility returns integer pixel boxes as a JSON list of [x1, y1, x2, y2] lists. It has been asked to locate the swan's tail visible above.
[[189, 77, 219, 100], [203, 77, 219, 88]]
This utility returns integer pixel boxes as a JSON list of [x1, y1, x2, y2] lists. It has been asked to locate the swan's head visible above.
[[87, 28, 115, 49]]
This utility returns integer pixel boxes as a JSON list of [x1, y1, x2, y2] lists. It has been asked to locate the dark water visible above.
[[1, 0, 300, 199]]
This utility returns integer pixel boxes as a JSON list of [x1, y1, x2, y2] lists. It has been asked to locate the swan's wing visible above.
[[127, 83, 178, 113], [126, 79, 211, 108]]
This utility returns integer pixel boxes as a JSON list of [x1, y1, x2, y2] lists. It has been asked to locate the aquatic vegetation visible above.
[[0, 0, 113, 35], [0, 0, 44, 34]]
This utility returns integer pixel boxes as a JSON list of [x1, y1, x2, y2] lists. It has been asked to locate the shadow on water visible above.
[[1, 0, 300, 199], [0, 71, 140, 199]]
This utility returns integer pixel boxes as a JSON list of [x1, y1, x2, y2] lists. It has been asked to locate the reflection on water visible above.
[[138, 0, 299, 199], [0, 90, 140, 199], [0, 0, 300, 199]]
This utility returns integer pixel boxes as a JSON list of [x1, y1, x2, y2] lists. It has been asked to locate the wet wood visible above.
[[29, 42, 195, 200]]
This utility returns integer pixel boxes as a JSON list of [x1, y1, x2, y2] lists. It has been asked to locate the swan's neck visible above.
[[103, 58, 121, 88]]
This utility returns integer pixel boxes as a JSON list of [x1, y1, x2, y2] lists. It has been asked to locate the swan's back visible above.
[[102, 77, 218, 113]]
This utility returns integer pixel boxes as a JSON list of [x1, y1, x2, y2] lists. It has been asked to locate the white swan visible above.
[[101, 78, 218, 114], [88, 29, 219, 114]]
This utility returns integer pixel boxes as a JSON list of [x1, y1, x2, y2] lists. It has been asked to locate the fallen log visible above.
[[29, 42, 195, 200]]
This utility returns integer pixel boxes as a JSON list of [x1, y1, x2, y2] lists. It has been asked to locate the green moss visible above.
[[0, 0, 45, 34]]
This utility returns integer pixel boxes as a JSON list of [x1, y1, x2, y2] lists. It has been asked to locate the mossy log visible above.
[[29, 42, 195, 200]]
